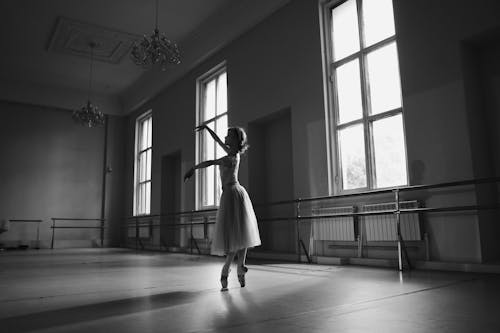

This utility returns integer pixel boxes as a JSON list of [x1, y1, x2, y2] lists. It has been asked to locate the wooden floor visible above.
[[1, 248, 500, 332]]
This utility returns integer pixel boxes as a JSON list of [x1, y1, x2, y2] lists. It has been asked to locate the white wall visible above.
[[0, 101, 125, 248]]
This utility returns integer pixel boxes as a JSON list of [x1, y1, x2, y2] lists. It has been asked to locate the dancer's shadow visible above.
[[208, 288, 262, 330], [0, 291, 198, 333]]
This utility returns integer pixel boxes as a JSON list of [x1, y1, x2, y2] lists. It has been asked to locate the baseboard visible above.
[[247, 251, 298, 262], [415, 260, 500, 274]]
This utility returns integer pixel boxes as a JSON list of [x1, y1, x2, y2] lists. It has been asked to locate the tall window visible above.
[[322, 0, 407, 193], [196, 63, 228, 208], [134, 111, 152, 215]]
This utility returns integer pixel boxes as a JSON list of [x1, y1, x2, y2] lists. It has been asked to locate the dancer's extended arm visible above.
[[184, 158, 225, 182]]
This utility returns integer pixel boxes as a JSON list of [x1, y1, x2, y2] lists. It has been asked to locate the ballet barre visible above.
[[256, 176, 500, 271], [50, 218, 106, 249], [123, 176, 499, 272], [124, 209, 217, 253]]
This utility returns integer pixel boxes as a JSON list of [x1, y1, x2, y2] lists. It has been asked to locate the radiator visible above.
[[362, 200, 421, 241], [311, 206, 356, 241], [191, 214, 216, 239]]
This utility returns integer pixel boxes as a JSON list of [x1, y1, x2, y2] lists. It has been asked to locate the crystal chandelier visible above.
[[130, 0, 181, 70], [73, 42, 105, 127]]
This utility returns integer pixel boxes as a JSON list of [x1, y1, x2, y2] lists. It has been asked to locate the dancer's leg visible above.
[[220, 252, 235, 291], [236, 248, 248, 287], [222, 252, 236, 276], [236, 248, 248, 275]]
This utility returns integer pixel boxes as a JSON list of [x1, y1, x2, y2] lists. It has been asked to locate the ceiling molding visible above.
[[47, 16, 140, 64]]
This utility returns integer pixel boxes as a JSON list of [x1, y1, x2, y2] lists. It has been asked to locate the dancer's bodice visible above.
[[219, 154, 240, 188]]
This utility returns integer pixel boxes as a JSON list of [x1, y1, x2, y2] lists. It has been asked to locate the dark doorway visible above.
[[161, 151, 182, 248], [248, 108, 295, 253], [462, 31, 500, 262]]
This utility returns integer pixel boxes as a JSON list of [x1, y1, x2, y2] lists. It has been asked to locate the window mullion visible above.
[[213, 119, 217, 205], [138, 147, 151, 155], [215, 147, 218, 206], [356, 0, 373, 190], [328, 61, 340, 193], [362, 35, 396, 55], [336, 118, 365, 130], [215, 75, 219, 118], [357, 0, 366, 49], [332, 51, 361, 68], [368, 107, 403, 122], [329, 57, 345, 192]]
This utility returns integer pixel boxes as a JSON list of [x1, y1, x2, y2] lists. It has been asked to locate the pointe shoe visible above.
[[238, 265, 248, 287], [220, 269, 230, 291], [237, 274, 245, 287]]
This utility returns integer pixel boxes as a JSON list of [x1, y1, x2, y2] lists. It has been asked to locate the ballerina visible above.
[[184, 125, 261, 291]]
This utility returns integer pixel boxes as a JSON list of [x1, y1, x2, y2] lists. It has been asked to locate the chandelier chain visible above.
[[155, 0, 159, 30], [72, 41, 105, 128], [88, 42, 95, 102]]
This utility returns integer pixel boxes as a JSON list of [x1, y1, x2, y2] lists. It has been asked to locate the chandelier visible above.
[[73, 42, 105, 127], [130, 0, 181, 70]]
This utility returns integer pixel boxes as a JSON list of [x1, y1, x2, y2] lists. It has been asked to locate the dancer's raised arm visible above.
[[195, 124, 229, 154]]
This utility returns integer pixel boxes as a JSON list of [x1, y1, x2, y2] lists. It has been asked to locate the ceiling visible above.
[[0, 0, 290, 115]]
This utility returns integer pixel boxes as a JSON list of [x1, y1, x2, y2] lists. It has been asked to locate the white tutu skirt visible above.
[[211, 183, 261, 255]]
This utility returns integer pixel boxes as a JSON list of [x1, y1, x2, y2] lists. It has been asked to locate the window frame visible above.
[[195, 61, 228, 209], [133, 110, 152, 216], [320, 0, 408, 195]]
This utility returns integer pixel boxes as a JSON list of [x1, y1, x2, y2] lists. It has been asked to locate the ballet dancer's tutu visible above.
[[211, 181, 261, 255]]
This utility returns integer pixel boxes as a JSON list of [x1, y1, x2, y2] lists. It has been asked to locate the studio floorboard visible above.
[[1, 248, 499, 332]]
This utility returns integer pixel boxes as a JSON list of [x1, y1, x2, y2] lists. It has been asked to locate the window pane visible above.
[[142, 183, 147, 214], [145, 182, 151, 214], [215, 116, 228, 158], [336, 59, 363, 124], [142, 119, 147, 150], [205, 165, 215, 206], [215, 167, 222, 205], [142, 152, 147, 182], [136, 185, 141, 214], [363, 0, 395, 47], [366, 42, 402, 115], [139, 183, 145, 214], [147, 117, 152, 148], [140, 120, 148, 150], [332, 0, 360, 61], [373, 115, 407, 187], [201, 167, 207, 206], [204, 80, 216, 121], [338, 124, 366, 189], [139, 153, 146, 182], [139, 120, 147, 150], [216, 72, 227, 115], [146, 149, 151, 180], [203, 122, 215, 161]]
